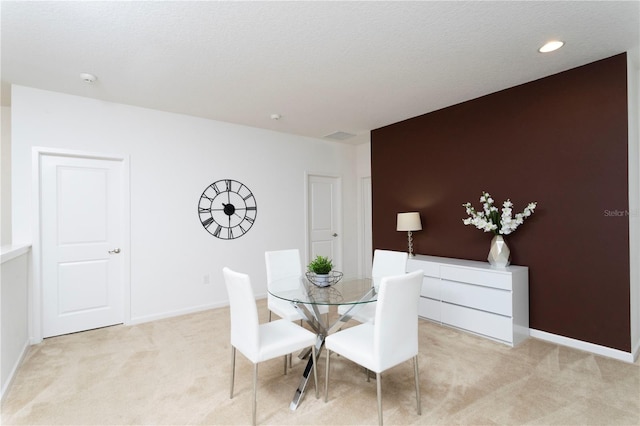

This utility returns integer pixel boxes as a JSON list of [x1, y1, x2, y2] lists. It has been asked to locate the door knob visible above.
[[108, 248, 121, 254], [332, 233, 338, 237]]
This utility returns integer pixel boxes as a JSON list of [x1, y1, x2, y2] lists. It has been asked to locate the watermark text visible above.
[[603, 209, 640, 217]]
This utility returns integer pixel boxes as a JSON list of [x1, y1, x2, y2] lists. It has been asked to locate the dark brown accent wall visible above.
[[371, 53, 630, 352]]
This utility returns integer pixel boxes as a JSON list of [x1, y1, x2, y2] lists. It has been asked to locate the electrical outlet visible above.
[[203, 274, 210, 285]]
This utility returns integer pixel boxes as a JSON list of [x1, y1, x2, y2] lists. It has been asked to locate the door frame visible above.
[[304, 172, 343, 270], [30, 147, 131, 344], [361, 176, 372, 278]]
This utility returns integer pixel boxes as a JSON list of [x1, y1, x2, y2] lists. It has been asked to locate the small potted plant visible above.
[[307, 255, 333, 285]]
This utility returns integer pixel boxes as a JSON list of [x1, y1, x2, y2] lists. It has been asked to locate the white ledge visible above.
[[1, 244, 32, 264]]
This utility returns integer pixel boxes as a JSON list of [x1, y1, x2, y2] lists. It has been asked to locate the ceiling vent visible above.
[[323, 131, 356, 141]]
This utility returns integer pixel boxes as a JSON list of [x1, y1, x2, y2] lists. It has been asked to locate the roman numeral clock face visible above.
[[198, 179, 257, 239]]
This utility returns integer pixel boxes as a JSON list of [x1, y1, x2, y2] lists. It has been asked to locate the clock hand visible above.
[[222, 202, 237, 216]]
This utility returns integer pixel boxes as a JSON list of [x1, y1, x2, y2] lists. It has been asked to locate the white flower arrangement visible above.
[[463, 191, 537, 235]]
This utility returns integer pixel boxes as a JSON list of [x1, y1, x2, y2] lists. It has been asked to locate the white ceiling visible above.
[[2, 1, 639, 145]]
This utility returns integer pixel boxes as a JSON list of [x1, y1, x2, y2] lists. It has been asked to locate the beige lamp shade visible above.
[[397, 212, 422, 231]]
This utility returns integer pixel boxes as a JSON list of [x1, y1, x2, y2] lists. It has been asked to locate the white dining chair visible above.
[[338, 249, 408, 323], [324, 269, 423, 426], [223, 267, 318, 426], [265, 249, 328, 322]]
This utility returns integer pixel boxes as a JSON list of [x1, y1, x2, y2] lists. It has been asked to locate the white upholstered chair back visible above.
[[223, 267, 260, 361], [265, 249, 328, 322], [265, 249, 302, 290], [374, 270, 423, 371], [371, 249, 408, 290]]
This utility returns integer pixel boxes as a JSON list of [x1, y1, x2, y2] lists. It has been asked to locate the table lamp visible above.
[[397, 212, 422, 257]]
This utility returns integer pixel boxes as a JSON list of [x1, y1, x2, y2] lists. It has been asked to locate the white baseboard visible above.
[[128, 301, 228, 326], [129, 295, 269, 325], [632, 338, 640, 362], [1, 339, 30, 401], [530, 329, 637, 363]]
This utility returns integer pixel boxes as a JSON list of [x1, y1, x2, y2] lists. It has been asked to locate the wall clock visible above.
[[198, 179, 257, 239]]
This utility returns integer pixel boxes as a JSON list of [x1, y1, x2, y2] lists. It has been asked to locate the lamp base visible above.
[[406, 231, 415, 257]]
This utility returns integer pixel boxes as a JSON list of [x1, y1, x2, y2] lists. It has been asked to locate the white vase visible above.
[[488, 235, 510, 268]]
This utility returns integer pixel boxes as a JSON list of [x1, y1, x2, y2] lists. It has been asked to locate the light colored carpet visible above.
[[2, 299, 639, 425]]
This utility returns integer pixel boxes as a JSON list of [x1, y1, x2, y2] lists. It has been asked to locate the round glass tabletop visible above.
[[268, 276, 376, 306]]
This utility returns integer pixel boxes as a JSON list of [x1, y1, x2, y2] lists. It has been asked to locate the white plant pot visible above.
[[313, 273, 331, 286]]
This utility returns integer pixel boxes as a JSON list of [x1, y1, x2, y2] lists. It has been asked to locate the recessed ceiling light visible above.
[[80, 72, 97, 83], [538, 41, 564, 53]]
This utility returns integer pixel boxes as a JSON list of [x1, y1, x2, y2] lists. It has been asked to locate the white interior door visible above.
[[40, 154, 125, 338], [308, 175, 342, 271]]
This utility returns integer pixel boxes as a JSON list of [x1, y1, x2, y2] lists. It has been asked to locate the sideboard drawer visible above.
[[408, 258, 439, 277], [441, 303, 512, 342], [440, 280, 512, 316], [441, 265, 512, 290], [419, 297, 440, 322], [420, 276, 440, 299]]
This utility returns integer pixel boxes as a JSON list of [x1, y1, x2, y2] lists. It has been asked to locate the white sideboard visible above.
[[407, 254, 529, 346]]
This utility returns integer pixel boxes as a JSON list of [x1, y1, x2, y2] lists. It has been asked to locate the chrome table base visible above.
[[288, 288, 375, 410]]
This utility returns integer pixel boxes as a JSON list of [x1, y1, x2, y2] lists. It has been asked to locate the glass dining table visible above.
[[268, 274, 376, 410]]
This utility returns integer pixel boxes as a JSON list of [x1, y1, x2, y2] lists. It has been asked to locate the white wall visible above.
[[628, 47, 640, 359], [1, 106, 11, 245], [11, 85, 365, 326]]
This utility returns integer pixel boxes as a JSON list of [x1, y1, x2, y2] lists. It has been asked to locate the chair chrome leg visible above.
[[284, 354, 288, 375], [292, 320, 301, 370], [230, 346, 236, 398], [376, 372, 383, 426], [324, 349, 331, 402], [252, 363, 258, 426], [414, 355, 421, 415], [311, 345, 319, 398]]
